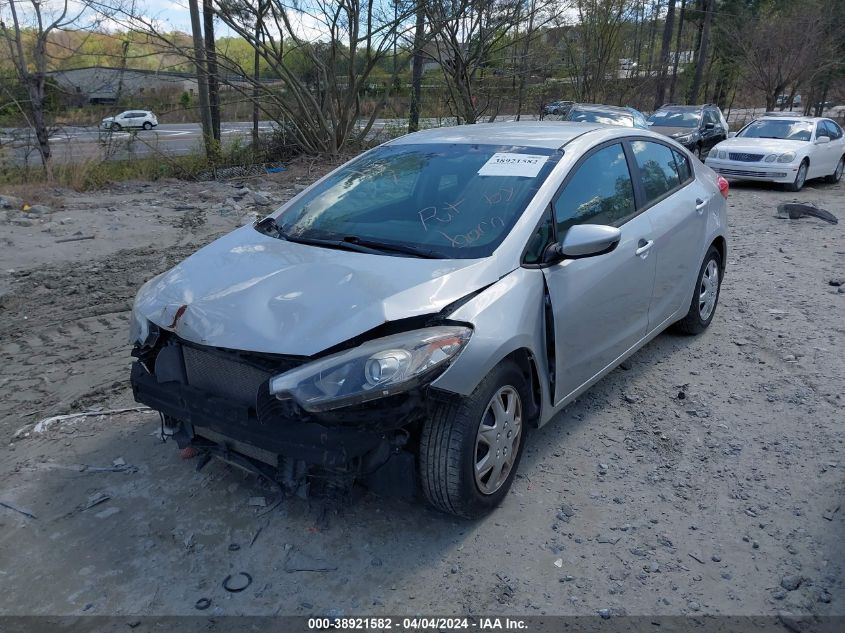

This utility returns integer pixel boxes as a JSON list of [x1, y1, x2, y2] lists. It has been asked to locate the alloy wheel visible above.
[[795, 163, 807, 189], [474, 386, 523, 495], [698, 259, 720, 321]]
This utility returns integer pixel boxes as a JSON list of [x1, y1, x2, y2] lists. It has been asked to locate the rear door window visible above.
[[630, 140, 682, 205], [553, 143, 636, 233], [672, 149, 692, 183]]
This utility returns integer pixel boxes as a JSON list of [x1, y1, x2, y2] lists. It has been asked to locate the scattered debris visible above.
[[55, 235, 96, 244], [228, 543, 241, 552], [688, 552, 706, 564], [284, 548, 338, 573], [194, 598, 211, 610], [822, 505, 840, 521], [776, 202, 838, 224], [95, 507, 121, 519], [780, 574, 802, 591], [0, 500, 37, 519], [32, 407, 151, 434], [81, 463, 138, 474], [554, 558, 563, 568], [248, 496, 267, 507], [222, 572, 253, 592], [82, 492, 111, 512]]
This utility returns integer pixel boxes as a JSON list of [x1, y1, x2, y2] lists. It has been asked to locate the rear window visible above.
[[648, 110, 700, 128], [568, 109, 634, 127]]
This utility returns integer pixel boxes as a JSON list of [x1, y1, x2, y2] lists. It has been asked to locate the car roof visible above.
[[756, 115, 821, 122], [388, 122, 602, 150], [571, 104, 637, 115]]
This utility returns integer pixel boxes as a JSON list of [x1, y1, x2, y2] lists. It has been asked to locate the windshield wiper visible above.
[[255, 219, 443, 258], [340, 235, 442, 259]]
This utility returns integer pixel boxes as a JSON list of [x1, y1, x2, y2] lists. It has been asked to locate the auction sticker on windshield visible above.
[[477, 153, 548, 178]]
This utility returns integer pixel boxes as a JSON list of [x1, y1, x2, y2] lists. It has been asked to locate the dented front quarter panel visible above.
[[431, 267, 555, 425], [133, 224, 514, 356]]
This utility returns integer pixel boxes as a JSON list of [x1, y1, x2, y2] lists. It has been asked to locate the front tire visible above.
[[785, 160, 808, 192], [420, 360, 530, 518], [674, 246, 722, 335], [143, 121, 153, 130], [111, 122, 121, 131], [825, 155, 844, 183]]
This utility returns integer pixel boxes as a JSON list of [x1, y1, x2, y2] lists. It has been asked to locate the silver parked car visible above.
[[130, 123, 729, 518]]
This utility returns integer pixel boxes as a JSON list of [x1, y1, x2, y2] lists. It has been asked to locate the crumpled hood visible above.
[[102, 116, 115, 122], [134, 225, 508, 356], [714, 137, 807, 154]]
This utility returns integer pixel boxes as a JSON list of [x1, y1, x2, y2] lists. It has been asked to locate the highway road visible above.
[[2, 107, 841, 166]]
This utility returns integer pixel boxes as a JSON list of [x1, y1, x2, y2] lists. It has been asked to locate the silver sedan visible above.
[[129, 122, 729, 518]]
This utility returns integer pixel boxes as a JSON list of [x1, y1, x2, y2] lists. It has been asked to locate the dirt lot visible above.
[[0, 162, 843, 620]]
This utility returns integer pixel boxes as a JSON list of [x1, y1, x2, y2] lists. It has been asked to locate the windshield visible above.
[[738, 119, 813, 141], [568, 109, 633, 127], [269, 143, 560, 259], [647, 110, 700, 128]]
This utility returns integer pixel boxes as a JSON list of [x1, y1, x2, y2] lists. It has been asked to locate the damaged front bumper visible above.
[[130, 336, 431, 496]]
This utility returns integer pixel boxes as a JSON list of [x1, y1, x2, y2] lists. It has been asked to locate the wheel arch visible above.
[[500, 348, 543, 427], [711, 235, 727, 277]]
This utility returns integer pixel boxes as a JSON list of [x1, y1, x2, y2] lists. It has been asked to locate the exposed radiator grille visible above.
[[728, 152, 764, 162], [182, 345, 274, 405]]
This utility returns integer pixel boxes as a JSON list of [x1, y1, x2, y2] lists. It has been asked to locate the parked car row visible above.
[[542, 101, 731, 160]]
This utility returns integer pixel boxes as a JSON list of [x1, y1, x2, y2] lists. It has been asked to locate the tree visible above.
[[560, 0, 630, 103], [653, 0, 676, 109], [187, 0, 214, 157], [408, 1, 426, 132], [728, 1, 839, 111], [203, 0, 221, 142], [687, 0, 713, 103], [0, 0, 102, 170], [424, 0, 524, 124]]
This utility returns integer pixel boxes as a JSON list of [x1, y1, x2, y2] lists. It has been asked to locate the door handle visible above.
[[695, 198, 707, 214], [635, 239, 654, 257]]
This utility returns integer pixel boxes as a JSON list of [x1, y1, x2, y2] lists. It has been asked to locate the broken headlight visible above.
[[269, 326, 472, 412], [129, 307, 158, 348], [129, 307, 149, 346]]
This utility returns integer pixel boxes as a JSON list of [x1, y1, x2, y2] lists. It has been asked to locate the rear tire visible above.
[[825, 155, 844, 183], [785, 160, 808, 192], [419, 360, 530, 518], [673, 246, 722, 335]]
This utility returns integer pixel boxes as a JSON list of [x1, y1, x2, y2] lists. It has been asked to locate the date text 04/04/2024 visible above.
[[306, 617, 528, 630]]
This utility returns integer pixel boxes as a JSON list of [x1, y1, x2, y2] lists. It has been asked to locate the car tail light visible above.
[[717, 176, 729, 199]]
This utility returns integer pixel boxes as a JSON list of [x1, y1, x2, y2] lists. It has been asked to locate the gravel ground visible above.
[[0, 164, 843, 620]]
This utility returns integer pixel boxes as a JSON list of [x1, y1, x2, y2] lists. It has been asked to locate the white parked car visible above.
[[101, 110, 158, 131], [705, 116, 845, 191]]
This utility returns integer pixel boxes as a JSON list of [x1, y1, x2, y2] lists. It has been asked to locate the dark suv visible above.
[[647, 104, 728, 159]]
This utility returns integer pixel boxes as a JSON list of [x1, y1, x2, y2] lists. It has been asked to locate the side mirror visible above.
[[705, 122, 715, 129], [816, 135, 831, 144], [545, 224, 622, 262]]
